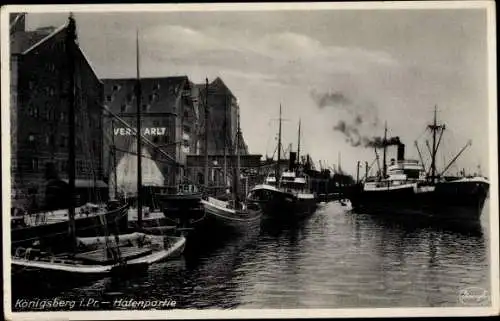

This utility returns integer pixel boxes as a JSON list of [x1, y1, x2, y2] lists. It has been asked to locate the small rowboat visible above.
[[11, 232, 186, 275]]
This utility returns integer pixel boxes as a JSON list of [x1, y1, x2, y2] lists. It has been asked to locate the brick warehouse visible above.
[[197, 77, 249, 156], [10, 14, 107, 211], [102, 76, 200, 190]]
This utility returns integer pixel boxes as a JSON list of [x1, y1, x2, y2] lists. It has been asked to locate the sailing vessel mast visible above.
[[204, 78, 209, 190], [67, 14, 77, 254], [111, 120, 118, 198], [135, 29, 143, 228], [223, 94, 228, 190], [234, 109, 241, 209], [275, 104, 282, 182]]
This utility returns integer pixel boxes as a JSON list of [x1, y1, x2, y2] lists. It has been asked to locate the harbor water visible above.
[[12, 200, 491, 310]]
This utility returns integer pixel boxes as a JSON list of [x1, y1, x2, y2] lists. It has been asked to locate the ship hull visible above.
[[348, 179, 489, 224], [11, 204, 129, 252], [201, 199, 262, 236], [248, 185, 317, 221]]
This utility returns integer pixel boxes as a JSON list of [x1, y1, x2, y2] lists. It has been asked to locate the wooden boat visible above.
[[202, 197, 261, 235], [202, 104, 262, 234], [155, 183, 205, 230], [11, 202, 129, 249], [12, 233, 186, 274]]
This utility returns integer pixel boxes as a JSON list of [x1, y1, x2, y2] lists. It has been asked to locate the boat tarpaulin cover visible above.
[[110, 143, 165, 196]]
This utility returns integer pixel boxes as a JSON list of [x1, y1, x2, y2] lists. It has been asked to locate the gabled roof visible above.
[[19, 24, 67, 55], [102, 76, 191, 114], [210, 77, 235, 97], [194, 77, 235, 98], [11, 21, 102, 85], [11, 29, 49, 54]]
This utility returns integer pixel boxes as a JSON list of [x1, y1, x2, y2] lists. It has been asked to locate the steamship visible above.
[[248, 105, 317, 220], [348, 109, 490, 225]]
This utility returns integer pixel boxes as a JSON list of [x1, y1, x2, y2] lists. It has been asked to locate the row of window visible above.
[[26, 158, 96, 174], [27, 133, 98, 151], [26, 107, 99, 129], [108, 91, 160, 107], [27, 83, 56, 96]]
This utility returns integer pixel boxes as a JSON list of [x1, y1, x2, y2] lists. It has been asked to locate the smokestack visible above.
[[289, 152, 297, 170], [397, 143, 405, 161]]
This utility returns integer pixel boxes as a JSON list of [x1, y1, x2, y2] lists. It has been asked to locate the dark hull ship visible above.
[[11, 203, 129, 250], [248, 185, 317, 220], [348, 107, 489, 226], [248, 106, 317, 221], [155, 184, 206, 232]]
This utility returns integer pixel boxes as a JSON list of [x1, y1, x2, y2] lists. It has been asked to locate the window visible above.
[[112, 84, 121, 92], [154, 83, 160, 90], [183, 110, 189, 118], [142, 104, 149, 112], [120, 104, 126, 113], [183, 139, 189, 147], [32, 158, 39, 172], [153, 137, 159, 144], [60, 111, 66, 122], [153, 121, 159, 127], [45, 134, 50, 145], [105, 95, 112, 102], [126, 94, 133, 101], [28, 133, 35, 142], [183, 125, 191, 134], [34, 106, 39, 118], [49, 87, 55, 96]]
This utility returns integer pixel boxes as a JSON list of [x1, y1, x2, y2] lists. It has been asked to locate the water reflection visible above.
[[11, 200, 491, 310]]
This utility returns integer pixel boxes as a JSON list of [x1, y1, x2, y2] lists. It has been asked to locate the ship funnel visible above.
[[289, 152, 297, 170], [397, 143, 405, 161]]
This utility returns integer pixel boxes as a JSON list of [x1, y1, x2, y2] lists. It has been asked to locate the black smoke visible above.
[[311, 90, 351, 108], [312, 89, 389, 149], [363, 136, 401, 148]]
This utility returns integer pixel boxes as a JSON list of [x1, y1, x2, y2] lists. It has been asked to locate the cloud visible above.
[[137, 25, 399, 84]]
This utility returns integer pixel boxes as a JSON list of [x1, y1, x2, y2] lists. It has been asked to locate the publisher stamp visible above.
[[458, 287, 490, 306]]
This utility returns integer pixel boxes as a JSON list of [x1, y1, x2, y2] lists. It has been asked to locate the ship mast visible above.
[[111, 120, 118, 198], [234, 109, 241, 209], [223, 94, 228, 191], [428, 105, 445, 183], [275, 104, 282, 182], [66, 14, 77, 254], [297, 118, 301, 168], [382, 121, 387, 178], [204, 78, 209, 190], [135, 29, 143, 229]]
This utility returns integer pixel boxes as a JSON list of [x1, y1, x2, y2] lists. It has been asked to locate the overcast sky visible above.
[[22, 6, 492, 177]]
